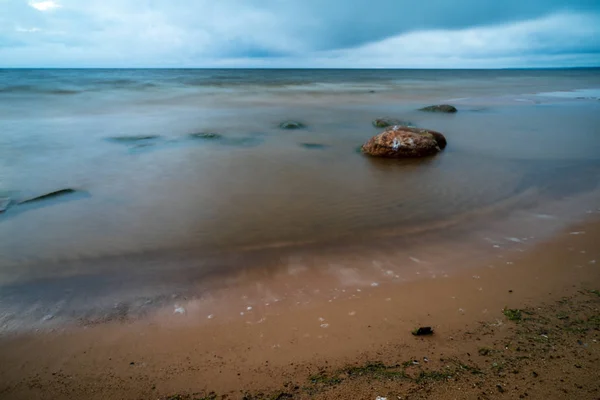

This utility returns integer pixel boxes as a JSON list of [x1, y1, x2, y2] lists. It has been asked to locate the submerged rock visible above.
[[279, 121, 305, 130], [219, 136, 264, 148], [361, 126, 446, 158], [372, 118, 414, 128], [300, 143, 328, 150], [189, 132, 222, 140], [0, 197, 11, 213], [106, 135, 161, 142], [19, 189, 78, 205], [419, 104, 457, 113]]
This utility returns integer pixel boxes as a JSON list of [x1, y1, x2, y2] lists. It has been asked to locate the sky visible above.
[[1, 0, 600, 68]]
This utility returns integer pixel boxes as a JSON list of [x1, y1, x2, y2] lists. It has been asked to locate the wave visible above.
[[0, 85, 81, 95], [0, 82, 159, 95]]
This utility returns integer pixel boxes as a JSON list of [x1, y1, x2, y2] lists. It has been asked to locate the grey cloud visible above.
[[0, 0, 599, 67]]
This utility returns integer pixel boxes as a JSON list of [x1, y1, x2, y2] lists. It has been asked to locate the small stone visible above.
[[496, 384, 505, 393], [412, 327, 434, 336]]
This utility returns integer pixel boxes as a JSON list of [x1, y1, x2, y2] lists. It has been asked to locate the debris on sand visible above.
[[412, 327, 434, 336], [174, 306, 186, 315]]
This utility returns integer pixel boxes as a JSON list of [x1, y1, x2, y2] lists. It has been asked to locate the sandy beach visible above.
[[1, 216, 599, 400]]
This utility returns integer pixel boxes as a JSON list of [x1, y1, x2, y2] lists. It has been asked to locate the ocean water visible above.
[[1, 69, 600, 329]]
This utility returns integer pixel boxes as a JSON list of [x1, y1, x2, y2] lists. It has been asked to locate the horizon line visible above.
[[1, 66, 599, 70]]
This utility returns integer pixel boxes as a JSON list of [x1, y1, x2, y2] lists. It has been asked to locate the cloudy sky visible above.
[[1, 0, 599, 68]]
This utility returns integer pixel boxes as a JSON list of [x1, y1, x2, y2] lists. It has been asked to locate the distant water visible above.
[[1, 68, 600, 269]]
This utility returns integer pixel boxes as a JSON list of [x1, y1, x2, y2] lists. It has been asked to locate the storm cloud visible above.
[[1, 0, 599, 67]]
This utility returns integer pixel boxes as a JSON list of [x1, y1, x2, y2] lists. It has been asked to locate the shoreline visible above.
[[1, 187, 598, 334], [1, 217, 599, 399]]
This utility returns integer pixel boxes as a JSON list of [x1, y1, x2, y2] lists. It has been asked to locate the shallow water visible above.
[[0, 69, 600, 329]]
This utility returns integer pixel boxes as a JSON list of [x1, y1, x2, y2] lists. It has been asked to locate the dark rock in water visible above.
[[131, 143, 155, 149], [106, 135, 161, 142], [361, 126, 447, 158], [412, 327, 434, 336], [189, 132, 222, 140], [19, 189, 78, 205], [369, 90, 376, 93], [419, 104, 457, 113], [300, 143, 328, 150], [0, 197, 11, 213], [279, 121, 305, 130], [372, 118, 415, 128], [219, 137, 264, 148]]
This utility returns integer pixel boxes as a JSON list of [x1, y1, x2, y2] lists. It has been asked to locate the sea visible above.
[[1, 68, 599, 330]]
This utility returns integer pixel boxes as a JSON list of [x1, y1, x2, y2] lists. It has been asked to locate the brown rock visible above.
[[360, 126, 447, 158], [419, 104, 457, 113], [372, 118, 415, 128]]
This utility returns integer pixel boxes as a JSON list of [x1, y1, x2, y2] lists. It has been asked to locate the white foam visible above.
[[537, 88, 600, 99]]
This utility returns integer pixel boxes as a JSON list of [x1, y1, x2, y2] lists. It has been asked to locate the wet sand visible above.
[[1, 217, 599, 399]]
